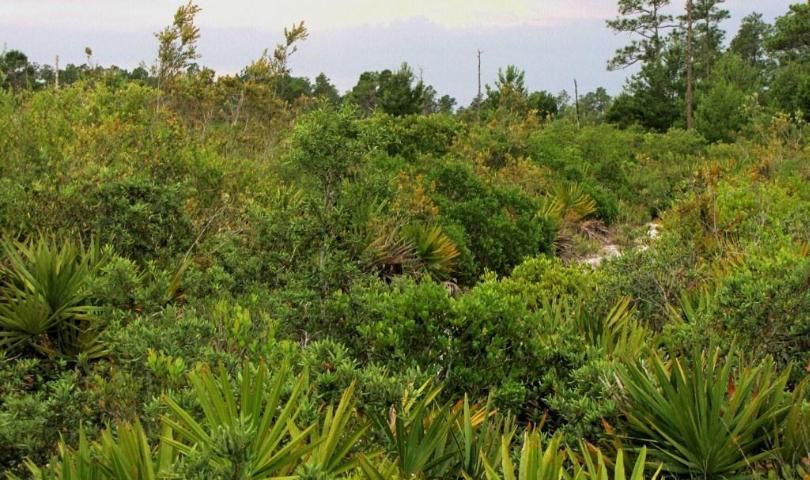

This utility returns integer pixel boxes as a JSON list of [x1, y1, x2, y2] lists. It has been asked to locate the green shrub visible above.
[[0, 359, 93, 476], [359, 112, 462, 160], [582, 182, 620, 224], [429, 162, 554, 281], [350, 277, 453, 367], [504, 256, 596, 310], [715, 248, 810, 373], [90, 177, 195, 262]]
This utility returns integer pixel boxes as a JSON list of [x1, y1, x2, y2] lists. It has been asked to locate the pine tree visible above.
[[606, 0, 676, 70]]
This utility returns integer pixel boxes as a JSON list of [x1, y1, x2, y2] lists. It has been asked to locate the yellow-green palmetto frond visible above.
[[162, 363, 315, 479], [619, 348, 792, 477], [21, 421, 176, 480], [365, 223, 460, 281], [401, 224, 460, 281], [0, 236, 109, 359]]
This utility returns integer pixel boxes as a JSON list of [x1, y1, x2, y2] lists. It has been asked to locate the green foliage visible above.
[[430, 162, 554, 280], [606, 0, 673, 70], [695, 80, 750, 143], [767, 3, 810, 62], [618, 348, 792, 477], [569, 445, 660, 480], [2, 10, 810, 476], [606, 62, 681, 132], [349, 277, 453, 366], [358, 112, 461, 159], [401, 224, 460, 280], [482, 431, 566, 480], [483, 431, 659, 480], [298, 382, 369, 477], [364, 223, 460, 281], [503, 256, 596, 308], [22, 421, 177, 480], [363, 384, 458, 479], [345, 64, 435, 116], [155, 1, 201, 85], [778, 381, 810, 467], [162, 363, 315, 478], [360, 385, 511, 480], [90, 177, 195, 261], [730, 13, 775, 72], [0, 237, 110, 360], [770, 61, 810, 120], [714, 247, 810, 373], [288, 105, 363, 209]]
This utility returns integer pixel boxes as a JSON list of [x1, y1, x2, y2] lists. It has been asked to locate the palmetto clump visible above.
[[0, 237, 110, 361], [364, 223, 460, 281]]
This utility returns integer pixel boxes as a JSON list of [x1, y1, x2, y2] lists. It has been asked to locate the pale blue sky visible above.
[[0, 1, 794, 102]]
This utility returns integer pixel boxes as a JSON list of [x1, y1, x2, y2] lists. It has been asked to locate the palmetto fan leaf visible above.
[[0, 237, 109, 359], [539, 183, 597, 226], [161, 362, 315, 479], [401, 224, 460, 281], [21, 421, 177, 480], [618, 348, 792, 477], [365, 223, 460, 281], [363, 222, 418, 278], [538, 183, 598, 258]]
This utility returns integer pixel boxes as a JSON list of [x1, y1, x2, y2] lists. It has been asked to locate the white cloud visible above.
[[1, 0, 616, 32]]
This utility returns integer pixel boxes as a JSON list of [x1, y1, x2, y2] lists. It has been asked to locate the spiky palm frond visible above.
[[22, 422, 176, 480], [401, 224, 460, 281], [0, 237, 109, 359], [480, 432, 660, 480], [365, 223, 460, 281], [587, 297, 649, 360], [361, 382, 483, 479], [539, 183, 597, 226], [296, 381, 369, 477], [456, 396, 515, 480], [541, 296, 648, 361], [776, 379, 810, 467], [538, 183, 598, 258], [568, 444, 661, 480], [619, 348, 792, 477], [482, 430, 566, 480], [363, 222, 418, 278], [162, 363, 315, 479], [22, 429, 101, 480]]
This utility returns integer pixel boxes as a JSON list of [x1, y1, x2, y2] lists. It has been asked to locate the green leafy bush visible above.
[[715, 248, 810, 373], [429, 162, 555, 281], [86, 177, 195, 262]]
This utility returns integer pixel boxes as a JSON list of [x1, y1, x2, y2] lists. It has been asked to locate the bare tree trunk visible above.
[[476, 49, 483, 123], [574, 78, 581, 128], [232, 88, 246, 127], [686, 0, 695, 130], [54, 55, 59, 90], [705, 14, 711, 79]]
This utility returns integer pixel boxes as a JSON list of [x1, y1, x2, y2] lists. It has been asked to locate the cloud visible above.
[[0, 0, 795, 104], [1, 0, 792, 32], [2, 0, 616, 32]]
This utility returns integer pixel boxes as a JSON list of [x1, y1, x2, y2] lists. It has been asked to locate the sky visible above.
[[0, 1, 795, 103]]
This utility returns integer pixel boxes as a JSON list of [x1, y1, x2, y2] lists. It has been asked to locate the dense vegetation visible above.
[[0, 1, 808, 479]]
